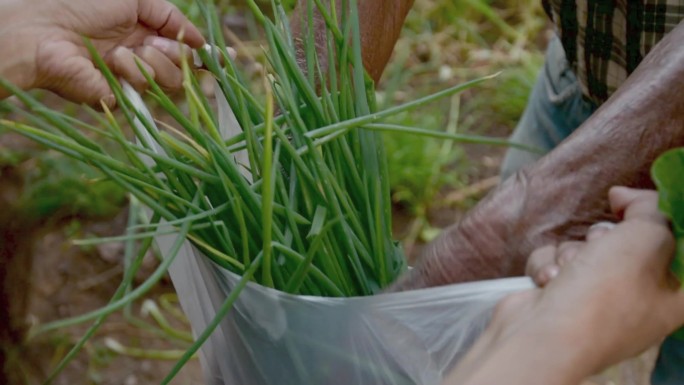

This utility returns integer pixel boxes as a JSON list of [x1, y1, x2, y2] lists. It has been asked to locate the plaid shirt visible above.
[[542, 0, 684, 104]]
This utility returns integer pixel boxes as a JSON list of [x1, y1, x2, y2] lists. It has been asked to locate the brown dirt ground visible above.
[[0, 131, 202, 385]]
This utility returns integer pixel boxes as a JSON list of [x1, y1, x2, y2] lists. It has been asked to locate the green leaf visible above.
[[652, 148, 684, 282]]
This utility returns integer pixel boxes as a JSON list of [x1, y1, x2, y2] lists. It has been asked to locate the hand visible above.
[[391, 169, 614, 290], [528, 187, 682, 368], [525, 221, 616, 286], [444, 187, 684, 385], [0, 0, 204, 106], [525, 187, 667, 287]]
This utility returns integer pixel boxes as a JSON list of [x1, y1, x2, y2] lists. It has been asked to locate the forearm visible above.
[[505, 20, 684, 264], [291, 0, 414, 82], [397, 21, 684, 289]]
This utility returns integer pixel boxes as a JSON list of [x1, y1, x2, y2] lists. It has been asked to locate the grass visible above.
[[378, 0, 546, 248]]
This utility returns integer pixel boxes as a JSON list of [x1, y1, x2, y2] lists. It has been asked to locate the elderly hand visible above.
[[0, 0, 204, 106]]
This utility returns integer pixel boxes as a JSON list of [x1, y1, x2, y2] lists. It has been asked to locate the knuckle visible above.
[[167, 73, 183, 90], [110, 46, 132, 62]]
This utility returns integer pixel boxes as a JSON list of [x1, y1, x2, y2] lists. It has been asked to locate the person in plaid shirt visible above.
[[294, 0, 684, 383], [502, 0, 684, 177]]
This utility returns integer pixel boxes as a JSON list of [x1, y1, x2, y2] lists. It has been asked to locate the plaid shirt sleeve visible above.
[[543, 0, 684, 105]]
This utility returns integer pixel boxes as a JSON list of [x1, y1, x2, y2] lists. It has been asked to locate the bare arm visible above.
[[395, 20, 684, 289], [291, 0, 414, 83]]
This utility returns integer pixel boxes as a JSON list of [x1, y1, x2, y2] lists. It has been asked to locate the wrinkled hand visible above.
[[0, 0, 204, 106]]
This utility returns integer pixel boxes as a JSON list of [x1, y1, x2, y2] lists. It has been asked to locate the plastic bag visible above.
[[120, 78, 535, 384], [165, 238, 534, 385]]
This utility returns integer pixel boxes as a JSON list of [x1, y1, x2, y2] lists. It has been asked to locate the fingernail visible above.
[[587, 222, 616, 240], [227, 47, 237, 60], [102, 95, 116, 110], [610, 186, 635, 195], [547, 265, 559, 280], [589, 222, 617, 231]]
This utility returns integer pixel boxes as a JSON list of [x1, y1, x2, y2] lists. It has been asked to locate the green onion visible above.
[[0, 0, 527, 296], [0, 0, 532, 380]]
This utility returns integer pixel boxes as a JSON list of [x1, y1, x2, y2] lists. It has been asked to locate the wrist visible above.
[[486, 322, 595, 385], [455, 294, 600, 385]]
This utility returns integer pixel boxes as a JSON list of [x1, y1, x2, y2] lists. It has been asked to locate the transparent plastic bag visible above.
[[165, 238, 534, 385]]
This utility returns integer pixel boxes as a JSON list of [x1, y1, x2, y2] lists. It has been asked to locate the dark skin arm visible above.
[[394, 20, 684, 289]]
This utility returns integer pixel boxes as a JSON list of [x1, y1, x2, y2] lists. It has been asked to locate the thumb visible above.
[[608, 186, 665, 224]]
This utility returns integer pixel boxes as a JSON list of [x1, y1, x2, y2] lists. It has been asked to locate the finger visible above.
[[526, 245, 559, 287], [609, 187, 666, 225], [144, 37, 239, 69], [599, 218, 675, 270], [586, 222, 616, 241], [556, 241, 583, 267], [536, 265, 560, 287], [55, 58, 115, 109], [608, 186, 643, 218], [143, 36, 194, 67], [107, 46, 156, 92], [138, 0, 205, 48], [134, 46, 182, 91], [37, 40, 115, 108]]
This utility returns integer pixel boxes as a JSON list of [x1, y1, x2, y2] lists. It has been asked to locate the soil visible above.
[[0, 132, 202, 384]]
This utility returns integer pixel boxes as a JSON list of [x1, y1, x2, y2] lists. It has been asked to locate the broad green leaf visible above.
[[652, 148, 684, 282]]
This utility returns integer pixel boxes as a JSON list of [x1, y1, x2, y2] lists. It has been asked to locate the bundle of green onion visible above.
[[0, 0, 539, 381], [1, 0, 518, 297]]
